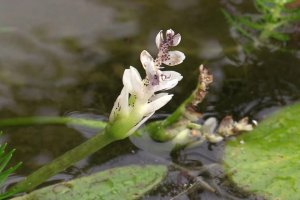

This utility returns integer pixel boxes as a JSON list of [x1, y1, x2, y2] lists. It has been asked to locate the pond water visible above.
[[1, 0, 300, 199]]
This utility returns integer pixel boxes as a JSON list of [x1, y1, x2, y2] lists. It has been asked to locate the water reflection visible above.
[[0, 0, 300, 199]]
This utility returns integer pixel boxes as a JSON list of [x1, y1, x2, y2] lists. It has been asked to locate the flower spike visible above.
[[108, 29, 185, 139]]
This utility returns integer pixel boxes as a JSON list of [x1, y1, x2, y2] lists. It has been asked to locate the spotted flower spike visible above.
[[108, 29, 185, 139]]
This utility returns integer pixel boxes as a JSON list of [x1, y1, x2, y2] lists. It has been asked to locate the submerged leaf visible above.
[[224, 103, 300, 200], [12, 165, 167, 200]]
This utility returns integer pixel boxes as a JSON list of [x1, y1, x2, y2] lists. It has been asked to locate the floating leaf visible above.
[[224, 103, 300, 200], [12, 165, 167, 200]]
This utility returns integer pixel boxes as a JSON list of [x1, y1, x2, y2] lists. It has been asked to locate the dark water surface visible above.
[[1, 0, 300, 199]]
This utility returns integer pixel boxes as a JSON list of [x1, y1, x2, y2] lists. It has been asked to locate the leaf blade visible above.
[[224, 103, 300, 200]]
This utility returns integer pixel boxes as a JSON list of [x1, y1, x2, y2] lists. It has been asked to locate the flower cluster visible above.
[[108, 29, 185, 139]]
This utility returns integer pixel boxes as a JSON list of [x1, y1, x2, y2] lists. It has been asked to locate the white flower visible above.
[[154, 29, 185, 67], [108, 29, 185, 139], [140, 50, 183, 90], [156, 29, 182, 48]]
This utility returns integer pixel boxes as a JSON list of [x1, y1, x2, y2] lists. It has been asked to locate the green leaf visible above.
[[270, 31, 290, 41], [236, 16, 264, 30], [222, 10, 255, 41], [12, 165, 167, 200], [0, 149, 15, 173], [0, 161, 21, 187], [0, 144, 21, 199], [224, 103, 300, 200], [0, 143, 7, 161]]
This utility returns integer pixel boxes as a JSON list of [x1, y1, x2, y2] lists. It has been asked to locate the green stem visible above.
[[161, 91, 195, 127], [0, 117, 107, 129], [145, 89, 196, 142], [146, 66, 210, 142], [8, 131, 115, 193]]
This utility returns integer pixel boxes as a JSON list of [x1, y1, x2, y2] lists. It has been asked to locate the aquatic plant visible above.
[[107, 29, 184, 139], [0, 133, 21, 200], [8, 29, 185, 194], [223, 0, 300, 49], [0, 29, 256, 199]]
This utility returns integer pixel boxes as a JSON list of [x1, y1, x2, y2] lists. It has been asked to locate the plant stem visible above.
[[8, 131, 115, 193], [0, 117, 106, 129], [161, 94, 194, 127], [145, 86, 196, 142], [147, 66, 212, 142], [161, 65, 211, 128]]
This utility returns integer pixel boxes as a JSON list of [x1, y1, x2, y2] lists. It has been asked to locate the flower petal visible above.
[[171, 33, 181, 46], [150, 71, 182, 92], [109, 87, 129, 122], [153, 79, 179, 92], [123, 67, 143, 96], [144, 94, 173, 115], [163, 51, 185, 66], [120, 87, 129, 114], [166, 29, 175, 38], [140, 50, 154, 69], [140, 50, 156, 77], [161, 71, 183, 82], [155, 30, 163, 49], [129, 66, 144, 95], [122, 69, 132, 91], [149, 92, 169, 102]]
